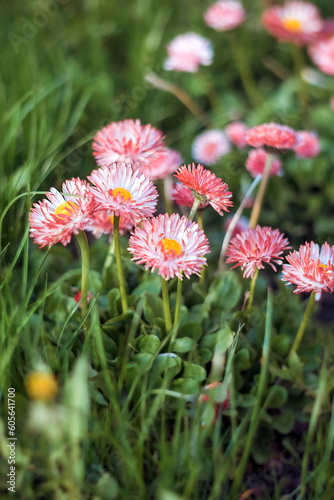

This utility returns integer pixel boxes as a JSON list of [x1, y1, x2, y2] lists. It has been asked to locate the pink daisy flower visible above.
[[245, 123, 298, 150], [174, 163, 233, 216], [139, 148, 183, 181], [308, 35, 334, 75], [171, 183, 209, 210], [282, 242, 334, 301], [86, 211, 134, 239], [225, 226, 291, 279], [262, 1, 323, 46], [92, 119, 165, 173], [293, 131, 320, 159], [29, 178, 96, 248], [164, 32, 214, 73], [192, 129, 231, 166], [245, 148, 282, 178], [225, 121, 248, 149], [88, 163, 158, 225], [128, 213, 210, 281], [224, 214, 249, 238], [204, 0, 246, 31]]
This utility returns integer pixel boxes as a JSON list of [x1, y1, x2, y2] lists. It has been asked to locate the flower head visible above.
[[171, 183, 209, 210], [29, 178, 96, 248], [308, 35, 334, 75], [140, 148, 183, 181], [225, 121, 248, 149], [226, 226, 291, 278], [245, 148, 282, 178], [128, 213, 210, 280], [88, 163, 158, 225], [245, 123, 297, 150], [262, 1, 323, 46], [204, 0, 246, 31], [294, 131, 320, 159], [86, 211, 134, 239], [164, 32, 213, 73], [92, 119, 165, 173], [192, 129, 231, 165], [281, 242, 334, 301], [175, 163, 233, 215], [26, 372, 58, 401]]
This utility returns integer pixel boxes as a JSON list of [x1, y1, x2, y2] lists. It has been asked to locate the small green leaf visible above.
[[171, 377, 200, 395], [272, 411, 295, 434], [170, 336, 197, 353], [143, 293, 164, 325], [178, 321, 203, 341], [183, 361, 207, 382], [265, 385, 288, 408], [138, 335, 161, 354], [271, 333, 291, 357]]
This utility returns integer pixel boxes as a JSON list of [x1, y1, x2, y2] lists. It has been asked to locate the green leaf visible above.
[[138, 334, 161, 355], [272, 411, 295, 434], [234, 348, 251, 371], [93, 473, 120, 500], [271, 333, 291, 357], [108, 288, 121, 318], [133, 352, 154, 372], [205, 271, 241, 311], [132, 276, 161, 297], [153, 354, 182, 381], [177, 321, 203, 341], [143, 292, 164, 325], [170, 336, 197, 353], [183, 361, 207, 382], [200, 327, 233, 353], [265, 385, 288, 408], [171, 377, 200, 395]]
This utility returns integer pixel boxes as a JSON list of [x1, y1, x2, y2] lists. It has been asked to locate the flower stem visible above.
[[161, 278, 172, 334], [292, 43, 308, 115], [249, 153, 274, 229], [247, 268, 259, 312], [189, 197, 202, 221], [114, 215, 128, 314], [75, 230, 90, 333], [289, 291, 316, 356], [172, 278, 183, 342]]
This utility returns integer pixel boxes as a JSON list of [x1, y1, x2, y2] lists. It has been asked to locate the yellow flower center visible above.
[[160, 238, 182, 256], [26, 372, 58, 401], [109, 215, 114, 224], [54, 201, 79, 218], [282, 18, 302, 32], [319, 262, 330, 274], [112, 187, 132, 201]]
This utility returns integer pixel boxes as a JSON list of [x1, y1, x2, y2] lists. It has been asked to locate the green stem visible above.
[[172, 278, 183, 341], [292, 44, 308, 114], [289, 291, 316, 356], [161, 278, 172, 334], [249, 153, 274, 229], [75, 230, 90, 333], [114, 215, 128, 314], [247, 268, 259, 312], [189, 197, 202, 221]]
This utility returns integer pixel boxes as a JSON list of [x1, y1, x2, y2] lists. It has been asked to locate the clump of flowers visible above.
[[281, 242, 334, 301], [226, 226, 291, 279], [245, 123, 298, 150], [245, 148, 282, 178], [225, 121, 248, 149], [192, 129, 231, 165], [163, 33, 213, 73], [308, 35, 334, 75], [128, 213, 210, 280], [262, 1, 323, 46], [294, 131, 320, 159], [204, 0, 246, 32]]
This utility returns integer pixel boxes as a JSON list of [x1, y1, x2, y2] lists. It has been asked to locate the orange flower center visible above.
[[112, 187, 132, 201], [319, 262, 331, 274], [54, 201, 79, 218], [109, 215, 114, 224], [282, 18, 302, 32], [26, 372, 58, 401], [160, 238, 182, 256]]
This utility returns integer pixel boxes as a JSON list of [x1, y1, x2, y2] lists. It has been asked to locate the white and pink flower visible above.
[[309, 35, 334, 75], [245, 148, 282, 178], [171, 183, 209, 210], [140, 148, 183, 181], [294, 131, 320, 159], [192, 129, 231, 165], [245, 123, 297, 150], [225, 121, 248, 149], [164, 33, 214, 73], [204, 0, 246, 31]]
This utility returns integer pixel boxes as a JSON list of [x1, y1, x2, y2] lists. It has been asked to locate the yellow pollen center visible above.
[[112, 187, 132, 201], [54, 201, 79, 217], [319, 262, 330, 274], [109, 215, 114, 224], [282, 18, 302, 32], [161, 238, 182, 256]]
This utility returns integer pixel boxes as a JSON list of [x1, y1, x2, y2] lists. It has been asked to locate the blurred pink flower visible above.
[[309, 35, 334, 75], [140, 148, 183, 181], [192, 129, 231, 165], [245, 148, 282, 177], [86, 211, 134, 239], [282, 242, 334, 301], [294, 131, 320, 159], [262, 1, 323, 46], [171, 183, 209, 210], [224, 215, 249, 238], [204, 1, 246, 31], [128, 213, 210, 280], [164, 33, 213, 73], [225, 121, 248, 149], [245, 123, 297, 150]]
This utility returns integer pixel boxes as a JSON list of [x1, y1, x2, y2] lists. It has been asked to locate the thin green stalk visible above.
[[189, 197, 202, 221], [292, 44, 308, 114], [289, 291, 316, 356], [247, 268, 259, 312], [161, 277, 172, 334], [75, 230, 90, 333], [249, 153, 275, 229], [114, 215, 128, 313], [172, 278, 183, 341]]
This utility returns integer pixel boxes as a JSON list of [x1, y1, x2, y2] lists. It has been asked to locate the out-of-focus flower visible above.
[[224, 214, 249, 238], [204, 0, 246, 31], [308, 35, 334, 75], [245, 123, 297, 150], [175, 163, 233, 215], [128, 213, 210, 280], [164, 32, 213, 73], [171, 183, 209, 210], [26, 372, 58, 401], [225, 121, 248, 149], [262, 1, 323, 46], [330, 96, 334, 111], [192, 129, 231, 165], [88, 163, 158, 225], [281, 242, 334, 301], [86, 211, 134, 239], [92, 119, 165, 173], [74, 289, 93, 307], [200, 381, 230, 424], [294, 131, 320, 159], [226, 226, 291, 279], [29, 178, 96, 248], [140, 148, 183, 181], [245, 148, 282, 177], [314, 18, 334, 42]]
